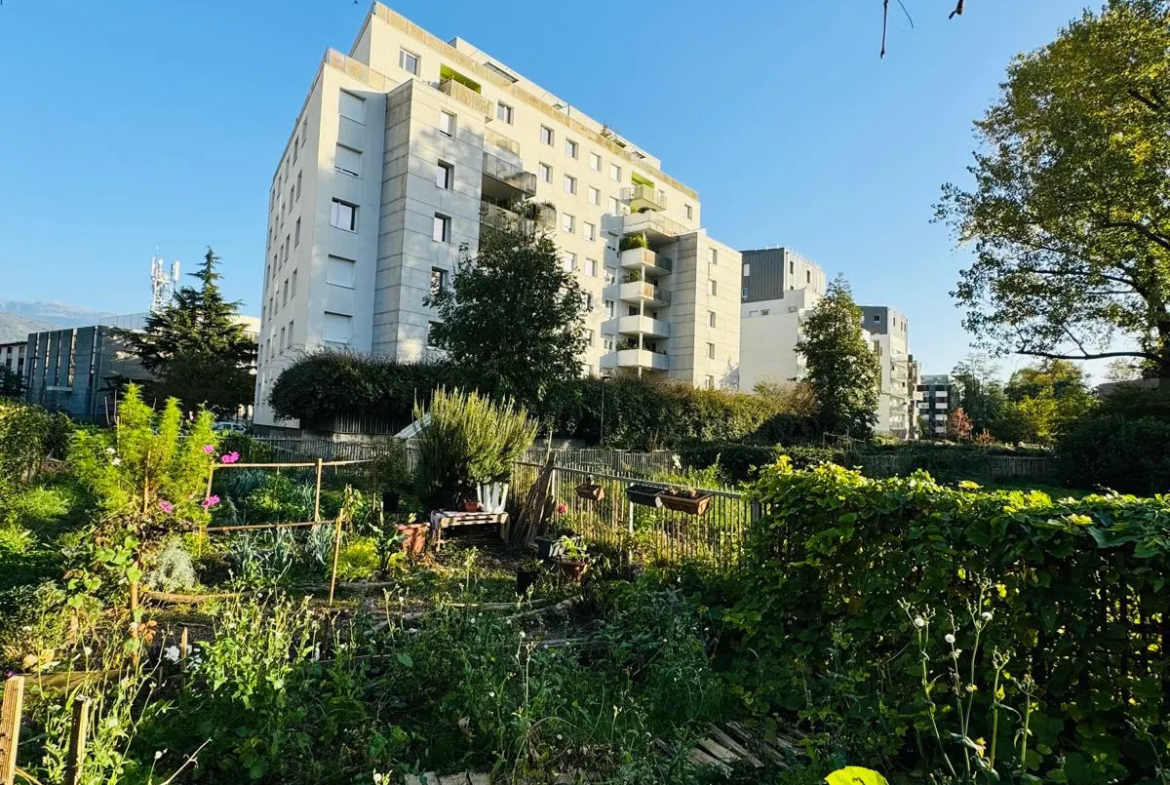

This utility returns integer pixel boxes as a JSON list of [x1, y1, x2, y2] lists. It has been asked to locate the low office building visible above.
[[254, 2, 743, 427], [917, 374, 955, 437]]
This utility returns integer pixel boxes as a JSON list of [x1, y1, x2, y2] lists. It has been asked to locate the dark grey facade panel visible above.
[[741, 248, 788, 303]]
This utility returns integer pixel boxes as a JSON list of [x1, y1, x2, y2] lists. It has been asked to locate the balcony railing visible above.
[[599, 348, 670, 372], [621, 211, 691, 246], [621, 185, 668, 212], [604, 315, 671, 339], [617, 281, 670, 306], [619, 247, 673, 276], [484, 128, 520, 156], [482, 151, 537, 197], [439, 78, 493, 118]]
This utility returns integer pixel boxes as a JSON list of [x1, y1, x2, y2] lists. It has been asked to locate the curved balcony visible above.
[[599, 349, 669, 372], [602, 315, 670, 339], [619, 247, 672, 277]]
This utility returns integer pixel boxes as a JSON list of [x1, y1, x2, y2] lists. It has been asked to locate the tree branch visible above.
[[1127, 88, 1165, 113], [1016, 348, 1158, 362], [1098, 219, 1170, 252], [1028, 267, 1140, 289], [949, 0, 965, 19]]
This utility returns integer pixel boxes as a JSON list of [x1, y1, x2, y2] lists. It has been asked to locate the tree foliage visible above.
[[939, 0, 1170, 379], [796, 277, 880, 437], [121, 248, 257, 414], [425, 223, 587, 420]]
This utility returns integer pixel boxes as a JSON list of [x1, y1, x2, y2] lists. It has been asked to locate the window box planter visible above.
[[659, 489, 714, 516], [626, 485, 663, 508], [575, 481, 605, 501], [395, 523, 428, 555]]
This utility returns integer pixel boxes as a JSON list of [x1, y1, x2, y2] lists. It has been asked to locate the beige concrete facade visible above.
[[255, 3, 740, 426]]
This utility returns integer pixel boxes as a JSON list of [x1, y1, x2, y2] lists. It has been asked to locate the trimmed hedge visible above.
[[722, 458, 1170, 780], [1056, 413, 1170, 494], [678, 443, 846, 484]]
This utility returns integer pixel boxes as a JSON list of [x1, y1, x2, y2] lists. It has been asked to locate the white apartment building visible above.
[[254, 3, 742, 426], [0, 341, 26, 380], [738, 249, 918, 439]]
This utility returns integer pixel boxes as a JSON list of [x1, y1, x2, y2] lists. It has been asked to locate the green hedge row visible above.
[[0, 402, 71, 487], [719, 458, 1169, 780], [1056, 414, 1170, 495]]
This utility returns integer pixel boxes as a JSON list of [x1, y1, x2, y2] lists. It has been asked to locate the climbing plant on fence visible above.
[[720, 458, 1170, 782]]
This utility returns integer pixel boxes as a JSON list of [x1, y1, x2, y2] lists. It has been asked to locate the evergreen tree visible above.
[[796, 277, 881, 437], [121, 248, 257, 415], [424, 220, 588, 420]]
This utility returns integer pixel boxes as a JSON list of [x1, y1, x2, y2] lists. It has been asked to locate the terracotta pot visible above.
[[396, 523, 428, 554], [659, 491, 714, 516], [554, 559, 588, 583], [576, 483, 605, 501], [463, 500, 482, 512]]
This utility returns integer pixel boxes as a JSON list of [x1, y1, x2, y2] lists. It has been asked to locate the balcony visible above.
[[480, 202, 528, 233], [619, 247, 672, 277], [621, 212, 690, 248], [438, 78, 493, 118], [616, 280, 670, 307], [622, 184, 668, 212], [599, 348, 670, 373], [603, 315, 670, 339], [484, 128, 520, 156], [482, 150, 537, 199]]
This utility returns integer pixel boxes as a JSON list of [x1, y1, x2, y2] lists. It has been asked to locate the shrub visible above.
[[144, 535, 198, 593], [0, 402, 70, 485], [680, 443, 845, 484], [724, 458, 1170, 780], [1056, 413, 1170, 494]]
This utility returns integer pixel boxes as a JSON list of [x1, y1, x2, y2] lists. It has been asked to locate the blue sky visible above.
[[0, 0, 1088, 377]]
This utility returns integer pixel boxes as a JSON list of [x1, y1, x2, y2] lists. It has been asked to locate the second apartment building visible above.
[[254, 3, 742, 426]]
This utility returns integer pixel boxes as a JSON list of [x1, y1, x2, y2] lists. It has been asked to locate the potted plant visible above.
[[626, 484, 663, 508], [553, 537, 589, 583], [659, 486, 715, 516], [515, 558, 544, 596], [463, 499, 482, 512], [575, 475, 604, 501]]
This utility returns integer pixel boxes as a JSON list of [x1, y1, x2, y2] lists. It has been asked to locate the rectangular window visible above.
[[789, 260, 795, 274], [339, 90, 365, 123], [743, 263, 751, 276], [335, 144, 362, 177], [585, 257, 598, 276], [603, 337, 614, 351], [427, 321, 442, 347], [685, 204, 693, 220], [562, 251, 577, 272], [588, 152, 601, 171], [436, 161, 454, 190], [294, 217, 301, 246], [301, 118, 308, 145], [587, 186, 600, 206], [293, 140, 298, 163], [326, 255, 356, 287], [707, 311, 717, 328], [399, 48, 420, 75], [608, 196, 620, 214], [584, 293, 594, 311], [539, 162, 552, 183], [707, 342, 716, 359], [430, 267, 447, 295], [609, 163, 621, 182], [584, 328, 594, 346], [440, 111, 456, 137], [540, 125, 554, 145], [296, 171, 302, 200], [605, 266, 617, 285], [565, 138, 578, 158], [561, 213, 575, 233], [583, 222, 596, 241], [282, 278, 288, 305], [706, 375, 715, 390], [709, 248, 718, 265], [605, 299, 615, 318], [563, 174, 576, 194], [806, 269, 812, 283], [433, 213, 451, 243], [708, 279, 717, 296], [496, 102, 514, 124], [330, 199, 358, 231], [323, 312, 353, 345], [279, 326, 286, 351], [291, 269, 297, 296]]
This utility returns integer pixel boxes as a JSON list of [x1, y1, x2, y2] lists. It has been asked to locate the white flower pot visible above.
[[477, 482, 510, 514]]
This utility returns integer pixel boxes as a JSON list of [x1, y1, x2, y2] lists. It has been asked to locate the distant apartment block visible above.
[[255, 3, 743, 427], [917, 374, 955, 437], [738, 249, 919, 439], [0, 341, 26, 382]]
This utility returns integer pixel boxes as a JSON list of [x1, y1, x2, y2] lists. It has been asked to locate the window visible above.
[[440, 111, 456, 137], [539, 162, 552, 183], [296, 171, 302, 200], [433, 213, 451, 243], [605, 299, 615, 318], [399, 48, 420, 75], [301, 118, 308, 145], [563, 174, 576, 194], [609, 163, 621, 182], [873, 314, 881, 322], [583, 222, 596, 241], [292, 140, 297, 163], [685, 204, 693, 220], [748, 310, 759, 317], [430, 267, 447, 295], [709, 248, 718, 265], [789, 260, 795, 274], [565, 138, 578, 158], [294, 218, 301, 246], [743, 263, 751, 277], [436, 161, 454, 190], [584, 328, 594, 346], [608, 196, 620, 214], [584, 294, 593, 311], [540, 125, 554, 145], [605, 266, 617, 285], [706, 375, 715, 390], [427, 322, 442, 347], [585, 257, 598, 276], [707, 311, 717, 328], [279, 326, 286, 351], [708, 279, 717, 296], [562, 251, 577, 272], [325, 311, 351, 346], [339, 90, 365, 123], [561, 213, 575, 233], [707, 342, 716, 359], [587, 186, 600, 206], [291, 269, 297, 296], [282, 279, 288, 306], [588, 152, 601, 171], [496, 102, 514, 124], [326, 255, 356, 287], [335, 145, 362, 177], [806, 269, 812, 284], [331, 199, 358, 231]]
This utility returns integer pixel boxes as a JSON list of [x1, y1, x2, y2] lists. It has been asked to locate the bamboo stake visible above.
[[179, 628, 189, 661], [64, 696, 90, 785], [0, 676, 25, 785], [313, 459, 324, 522], [328, 512, 343, 607]]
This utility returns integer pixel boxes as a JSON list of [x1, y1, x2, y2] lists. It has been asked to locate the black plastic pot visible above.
[[516, 568, 540, 596], [626, 484, 663, 508], [534, 535, 565, 561], [381, 490, 401, 514]]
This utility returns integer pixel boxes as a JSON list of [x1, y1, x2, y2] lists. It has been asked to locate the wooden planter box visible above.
[[659, 491, 715, 516], [626, 485, 663, 508], [576, 483, 605, 501]]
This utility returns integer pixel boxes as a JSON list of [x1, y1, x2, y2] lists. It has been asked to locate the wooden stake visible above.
[[65, 695, 91, 785], [0, 675, 25, 785], [313, 458, 324, 522], [328, 512, 343, 607], [179, 627, 189, 661], [205, 464, 215, 500]]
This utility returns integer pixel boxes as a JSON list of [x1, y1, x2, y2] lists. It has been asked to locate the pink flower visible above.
[[158, 500, 174, 514], [556, 503, 567, 515], [202, 444, 215, 455], [219, 451, 240, 464], [202, 495, 220, 510]]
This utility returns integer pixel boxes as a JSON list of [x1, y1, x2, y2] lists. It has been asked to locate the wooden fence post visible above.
[[314, 458, 324, 522], [0, 675, 25, 785], [328, 512, 343, 607], [65, 695, 91, 785]]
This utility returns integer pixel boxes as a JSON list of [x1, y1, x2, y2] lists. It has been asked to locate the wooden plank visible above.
[[688, 747, 731, 776], [65, 695, 91, 785], [466, 774, 490, 785], [0, 676, 25, 785], [725, 721, 787, 767], [437, 774, 469, 785], [696, 737, 737, 765], [705, 724, 762, 768]]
